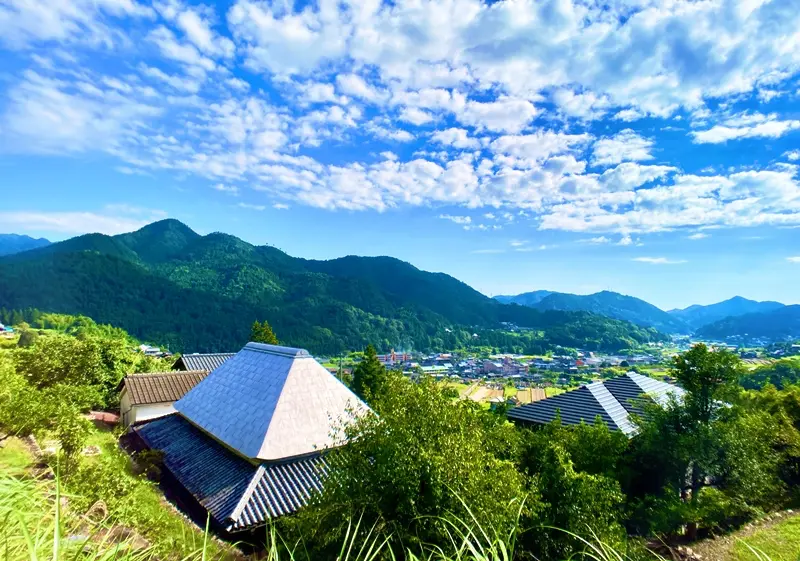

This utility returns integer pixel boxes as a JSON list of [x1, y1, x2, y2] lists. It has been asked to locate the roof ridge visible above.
[[227, 465, 267, 524], [585, 381, 636, 435], [128, 370, 207, 377]]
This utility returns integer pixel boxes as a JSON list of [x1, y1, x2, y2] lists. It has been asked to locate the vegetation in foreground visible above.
[[2, 311, 800, 560]]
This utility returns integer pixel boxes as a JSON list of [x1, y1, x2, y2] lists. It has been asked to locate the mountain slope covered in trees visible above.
[[0, 220, 666, 354], [0, 234, 50, 256], [696, 305, 800, 342], [669, 296, 786, 330], [495, 290, 690, 333]]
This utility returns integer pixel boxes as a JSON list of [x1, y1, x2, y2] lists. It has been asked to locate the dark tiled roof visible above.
[[136, 414, 327, 532], [174, 353, 235, 372], [123, 371, 208, 405], [507, 373, 684, 437]]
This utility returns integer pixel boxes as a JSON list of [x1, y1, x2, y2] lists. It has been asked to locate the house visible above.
[[133, 342, 370, 533], [173, 352, 235, 371], [507, 373, 685, 437], [119, 370, 208, 427]]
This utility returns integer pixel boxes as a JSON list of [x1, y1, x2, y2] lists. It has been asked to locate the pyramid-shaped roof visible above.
[[507, 373, 684, 437], [175, 342, 369, 461]]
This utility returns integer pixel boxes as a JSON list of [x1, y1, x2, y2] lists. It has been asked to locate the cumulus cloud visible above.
[[3, 0, 800, 239], [692, 112, 800, 144], [592, 130, 654, 167]]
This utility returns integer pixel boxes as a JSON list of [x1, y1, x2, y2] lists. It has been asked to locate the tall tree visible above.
[[351, 344, 387, 402], [250, 320, 279, 345]]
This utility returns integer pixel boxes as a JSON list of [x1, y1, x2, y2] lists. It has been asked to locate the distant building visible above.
[[133, 343, 370, 534], [119, 370, 208, 427], [173, 352, 235, 371], [507, 373, 685, 437]]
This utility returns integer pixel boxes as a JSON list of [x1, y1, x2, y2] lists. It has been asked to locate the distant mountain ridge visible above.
[[0, 234, 50, 256], [0, 219, 665, 354], [496, 291, 789, 335], [495, 290, 690, 333], [669, 296, 786, 330], [697, 305, 800, 342]]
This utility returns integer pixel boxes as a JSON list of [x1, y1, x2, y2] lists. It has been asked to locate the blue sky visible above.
[[1, 0, 799, 310]]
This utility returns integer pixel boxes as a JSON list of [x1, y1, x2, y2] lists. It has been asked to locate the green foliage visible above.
[[742, 358, 800, 390], [351, 344, 388, 401], [671, 343, 742, 424], [250, 319, 280, 344], [518, 420, 628, 557], [13, 332, 172, 408], [522, 443, 626, 559], [17, 328, 38, 347], [0, 220, 667, 355], [286, 374, 528, 557]]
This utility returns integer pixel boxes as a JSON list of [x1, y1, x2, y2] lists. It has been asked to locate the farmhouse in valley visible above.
[[132, 342, 370, 533], [119, 370, 208, 428], [507, 372, 685, 437]]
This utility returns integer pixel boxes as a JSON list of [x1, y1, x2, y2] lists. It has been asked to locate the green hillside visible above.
[[0, 220, 667, 354]]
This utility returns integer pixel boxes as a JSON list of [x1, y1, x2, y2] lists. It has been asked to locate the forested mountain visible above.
[[669, 296, 786, 330], [696, 305, 800, 342], [0, 234, 50, 256], [0, 219, 666, 354], [495, 290, 690, 333]]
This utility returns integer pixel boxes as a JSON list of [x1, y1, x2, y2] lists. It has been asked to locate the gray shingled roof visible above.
[[174, 353, 235, 372], [507, 373, 685, 437], [122, 371, 208, 405], [135, 414, 328, 532], [175, 342, 370, 461]]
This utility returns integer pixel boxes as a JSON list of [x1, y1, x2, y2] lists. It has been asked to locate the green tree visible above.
[[351, 344, 387, 402], [286, 374, 529, 558], [250, 320, 279, 345], [16, 329, 38, 348]]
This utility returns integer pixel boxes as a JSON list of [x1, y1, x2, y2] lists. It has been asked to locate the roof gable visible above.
[[175, 342, 369, 461], [123, 370, 208, 405], [507, 373, 684, 437], [175, 353, 235, 372]]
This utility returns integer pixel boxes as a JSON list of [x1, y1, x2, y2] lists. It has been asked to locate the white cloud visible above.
[[585, 236, 610, 244], [273, 202, 290, 210], [432, 128, 480, 150], [174, 7, 234, 59], [687, 232, 708, 240], [692, 113, 800, 144], [212, 183, 239, 195], [592, 129, 654, 167], [238, 202, 266, 211], [399, 106, 435, 126], [633, 257, 687, 265], [786, 151, 800, 162], [336, 74, 387, 104], [0, 208, 162, 235], [439, 214, 472, 225], [456, 98, 537, 133], [786, 256, 800, 263]]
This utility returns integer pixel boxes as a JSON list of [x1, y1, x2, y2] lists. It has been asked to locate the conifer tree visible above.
[[250, 320, 279, 345]]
